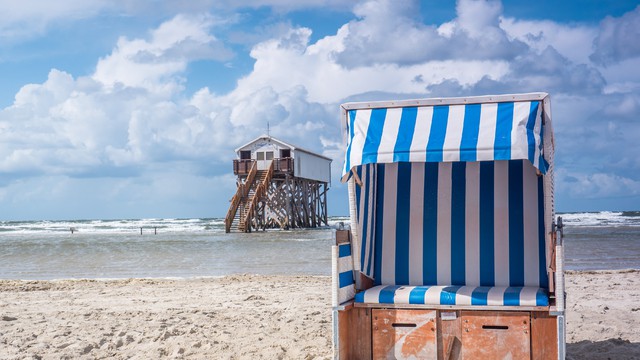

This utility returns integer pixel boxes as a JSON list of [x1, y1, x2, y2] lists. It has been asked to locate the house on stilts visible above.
[[224, 135, 331, 233]]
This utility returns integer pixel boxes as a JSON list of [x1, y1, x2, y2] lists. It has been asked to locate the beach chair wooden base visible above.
[[334, 305, 559, 359]]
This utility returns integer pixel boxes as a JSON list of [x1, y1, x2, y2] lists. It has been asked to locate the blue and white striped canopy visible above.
[[342, 97, 548, 181]]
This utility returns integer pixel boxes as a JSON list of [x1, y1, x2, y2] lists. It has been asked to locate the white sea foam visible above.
[[559, 211, 640, 227], [0, 218, 225, 234]]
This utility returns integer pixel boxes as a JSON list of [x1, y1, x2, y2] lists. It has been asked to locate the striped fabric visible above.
[[354, 160, 548, 289], [342, 100, 547, 181], [354, 284, 548, 307], [332, 243, 356, 306]]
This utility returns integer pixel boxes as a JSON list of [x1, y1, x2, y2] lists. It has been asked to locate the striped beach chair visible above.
[[332, 93, 566, 359]]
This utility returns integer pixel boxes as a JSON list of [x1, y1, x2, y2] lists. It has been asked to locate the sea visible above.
[[0, 212, 638, 280]]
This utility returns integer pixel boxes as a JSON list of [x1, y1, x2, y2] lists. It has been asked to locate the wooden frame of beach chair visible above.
[[332, 93, 565, 359]]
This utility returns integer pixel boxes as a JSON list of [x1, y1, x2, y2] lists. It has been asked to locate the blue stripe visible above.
[[451, 162, 466, 285], [393, 108, 418, 162], [426, 106, 449, 162], [460, 104, 481, 162], [395, 162, 411, 284], [537, 175, 548, 288], [526, 102, 539, 165], [361, 108, 387, 165], [409, 286, 430, 304], [423, 162, 439, 285], [338, 243, 351, 258], [471, 286, 491, 305], [503, 287, 521, 306], [354, 291, 364, 303], [344, 110, 357, 174], [494, 102, 514, 160], [339, 270, 354, 288], [536, 288, 549, 306], [379, 285, 402, 304], [440, 286, 461, 305], [479, 161, 495, 286], [509, 161, 525, 286], [373, 164, 385, 285]]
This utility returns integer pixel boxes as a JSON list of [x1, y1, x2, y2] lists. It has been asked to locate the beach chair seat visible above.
[[355, 284, 549, 306]]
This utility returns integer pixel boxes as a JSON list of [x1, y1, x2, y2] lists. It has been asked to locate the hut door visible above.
[[256, 151, 274, 170]]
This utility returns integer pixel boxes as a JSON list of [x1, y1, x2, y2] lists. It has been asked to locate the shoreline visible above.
[[2, 268, 638, 283], [1, 270, 638, 359]]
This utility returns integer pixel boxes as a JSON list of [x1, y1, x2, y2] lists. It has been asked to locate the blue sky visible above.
[[1, 0, 639, 220]]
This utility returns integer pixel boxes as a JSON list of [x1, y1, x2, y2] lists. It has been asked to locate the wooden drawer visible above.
[[372, 309, 437, 359], [461, 311, 531, 359]]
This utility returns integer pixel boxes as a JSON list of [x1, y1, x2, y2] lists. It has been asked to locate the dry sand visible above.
[[0, 270, 638, 359]]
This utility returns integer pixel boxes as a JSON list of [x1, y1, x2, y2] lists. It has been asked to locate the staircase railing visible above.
[[240, 160, 274, 232], [225, 160, 257, 233]]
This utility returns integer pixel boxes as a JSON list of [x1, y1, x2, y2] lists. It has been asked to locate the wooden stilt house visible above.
[[225, 135, 331, 233]]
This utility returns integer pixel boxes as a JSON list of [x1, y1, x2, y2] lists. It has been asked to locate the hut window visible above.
[[240, 150, 251, 160], [280, 149, 291, 158], [257, 152, 265, 160], [266, 151, 274, 160]]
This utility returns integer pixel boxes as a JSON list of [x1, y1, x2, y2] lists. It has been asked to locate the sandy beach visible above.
[[1, 270, 638, 359]]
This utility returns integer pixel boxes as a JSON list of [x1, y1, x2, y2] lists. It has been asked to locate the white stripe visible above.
[[377, 108, 403, 163], [442, 105, 465, 162], [494, 161, 510, 286], [349, 109, 372, 170], [357, 166, 366, 267], [394, 286, 414, 304], [519, 287, 539, 306], [361, 165, 371, 276], [465, 162, 480, 286], [476, 103, 498, 161], [332, 245, 339, 307], [487, 286, 507, 306], [533, 103, 543, 169], [424, 286, 445, 304], [366, 164, 377, 278], [338, 257, 353, 275], [437, 163, 452, 285], [409, 162, 425, 285], [523, 162, 540, 286], [409, 106, 434, 162], [511, 101, 531, 160], [381, 164, 398, 285], [455, 286, 475, 305], [363, 285, 385, 303], [338, 286, 356, 304]]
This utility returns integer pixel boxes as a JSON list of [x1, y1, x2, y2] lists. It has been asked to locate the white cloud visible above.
[[333, 0, 527, 68], [0, 0, 116, 41], [557, 170, 640, 199], [591, 5, 640, 65], [500, 17, 597, 65], [94, 13, 234, 93]]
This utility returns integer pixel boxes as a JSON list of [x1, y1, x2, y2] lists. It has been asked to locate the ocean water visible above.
[[0, 213, 638, 280]]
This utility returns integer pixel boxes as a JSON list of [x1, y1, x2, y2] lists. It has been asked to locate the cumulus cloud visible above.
[[557, 170, 640, 199], [94, 14, 234, 92], [333, 0, 527, 67], [591, 6, 640, 65]]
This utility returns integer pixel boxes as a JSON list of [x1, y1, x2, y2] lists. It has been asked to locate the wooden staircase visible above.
[[225, 161, 274, 233], [236, 170, 268, 231]]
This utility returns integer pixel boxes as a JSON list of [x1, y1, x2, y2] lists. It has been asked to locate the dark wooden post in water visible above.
[[224, 135, 331, 233]]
